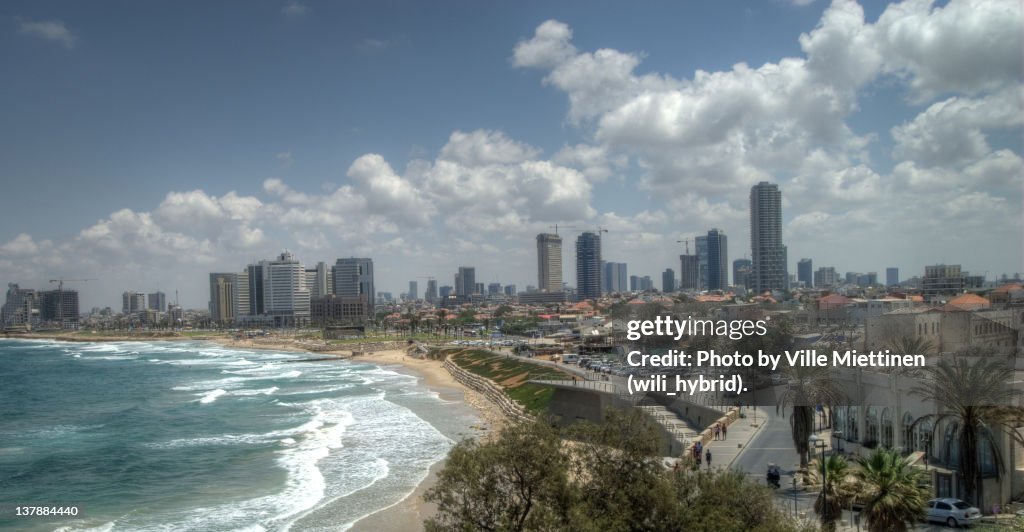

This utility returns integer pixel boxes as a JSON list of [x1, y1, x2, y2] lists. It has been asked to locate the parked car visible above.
[[925, 498, 981, 528]]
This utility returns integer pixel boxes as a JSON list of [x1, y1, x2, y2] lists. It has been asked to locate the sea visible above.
[[0, 338, 479, 531]]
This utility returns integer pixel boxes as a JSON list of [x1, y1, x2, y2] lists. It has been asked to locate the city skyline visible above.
[[0, 0, 1021, 309]]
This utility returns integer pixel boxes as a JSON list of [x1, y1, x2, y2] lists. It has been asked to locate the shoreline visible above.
[[5, 334, 506, 531]]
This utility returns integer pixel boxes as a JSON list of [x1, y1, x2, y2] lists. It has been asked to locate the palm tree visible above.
[[910, 354, 1024, 507], [854, 448, 928, 532], [812, 454, 854, 531], [776, 365, 846, 467]]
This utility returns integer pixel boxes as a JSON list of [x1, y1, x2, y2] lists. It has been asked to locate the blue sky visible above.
[[0, 0, 1021, 309]]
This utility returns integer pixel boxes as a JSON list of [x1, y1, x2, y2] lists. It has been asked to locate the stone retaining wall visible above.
[[443, 358, 533, 424]]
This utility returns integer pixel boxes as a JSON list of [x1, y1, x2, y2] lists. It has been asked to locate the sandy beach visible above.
[[346, 349, 506, 531]]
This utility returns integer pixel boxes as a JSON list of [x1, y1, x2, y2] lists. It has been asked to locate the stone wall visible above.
[[443, 358, 533, 424]]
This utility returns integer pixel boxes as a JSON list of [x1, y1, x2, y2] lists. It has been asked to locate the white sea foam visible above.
[[198, 389, 227, 404]]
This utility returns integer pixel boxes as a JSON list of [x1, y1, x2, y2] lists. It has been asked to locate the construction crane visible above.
[[676, 238, 691, 255], [549, 224, 576, 236], [48, 278, 95, 327]]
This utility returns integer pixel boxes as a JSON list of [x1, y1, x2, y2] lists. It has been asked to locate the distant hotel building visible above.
[[334, 258, 375, 308], [575, 232, 602, 300], [148, 291, 166, 312], [706, 228, 728, 290], [798, 259, 813, 288], [122, 291, 145, 315], [886, 267, 899, 287], [262, 251, 310, 327], [536, 233, 563, 293], [814, 266, 839, 288], [749, 182, 788, 293], [455, 266, 476, 297], [922, 264, 965, 301], [209, 273, 237, 324], [662, 269, 675, 293]]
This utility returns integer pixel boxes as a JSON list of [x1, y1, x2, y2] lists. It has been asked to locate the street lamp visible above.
[[810, 434, 828, 528]]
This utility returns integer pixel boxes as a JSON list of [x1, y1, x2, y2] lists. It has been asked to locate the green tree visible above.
[[910, 354, 1024, 507], [854, 448, 928, 532], [811, 454, 854, 532], [424, 419, 571, 532], [776, 365, 845, 467]]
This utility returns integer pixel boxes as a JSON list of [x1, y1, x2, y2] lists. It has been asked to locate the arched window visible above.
[[880, 408, 894, 449], [902, 412, 915, 453], [865, 407, 879, 447], [847, 406, 860, 442], [942, 420, 960, 467], [918, 419, 934, 458]]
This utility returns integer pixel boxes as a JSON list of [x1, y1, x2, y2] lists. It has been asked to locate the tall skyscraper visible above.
[[122, 291, 146, 315], [662, 269, 675, 293], [536, 233, 563, 292], [263, 251, 310, 326], [305, 262, 330, 299], [236, 269, 250, 318], [602, 262, 627, 294], [409, 281, 418, 300], [576, 232, 602, 300], [733, 259, 752, 289], [706, 228, 728, 291], [798, 259, 813, 288], [455, 267, 476, 296], [750, 182, 788, 293], [695, 235, 709, 290], [886, 267, 899, 287], [209, 273, 237, 324], [147, 291, 167, 312], [333, 258, 375, 308], [246, 263, 264, 316], [679, 254, 699, 290], [425, 279, 438, 303]]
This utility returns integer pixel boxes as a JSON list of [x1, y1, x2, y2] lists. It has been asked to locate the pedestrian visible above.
[[714, 424, 721, 440], [705, 449, 712, 469], [722, 423, 727, 440]]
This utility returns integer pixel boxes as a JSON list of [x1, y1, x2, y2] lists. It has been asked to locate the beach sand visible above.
[[346, 349, 506, 532]]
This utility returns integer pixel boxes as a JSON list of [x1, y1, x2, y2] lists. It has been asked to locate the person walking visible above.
[[722, 423, 727, 440], [705, 449, 712, 469], [714, 424, 721, 440]]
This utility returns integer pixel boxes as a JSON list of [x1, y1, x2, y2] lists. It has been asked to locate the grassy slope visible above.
[[447, 348, 572, 413]]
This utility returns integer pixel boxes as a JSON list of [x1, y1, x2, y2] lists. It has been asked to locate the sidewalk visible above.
[[699, 406, 770, 469]]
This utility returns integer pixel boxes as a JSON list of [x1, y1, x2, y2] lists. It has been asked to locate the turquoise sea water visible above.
[[0, 339, 477, 531]]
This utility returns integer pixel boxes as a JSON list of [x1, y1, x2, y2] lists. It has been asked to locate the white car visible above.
[[925, 498, 981, 528]]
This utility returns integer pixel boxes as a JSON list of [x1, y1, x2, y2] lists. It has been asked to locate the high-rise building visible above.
[[425, 279, 438, 303], [602, 262, 627, 294], [680, 254, 699, 290], [798, 259, 813, 288], [487, 282, 502, 296], [246, 263, 265, 316], [305, 262, 330, 299], [733, 259, 752, 289], [263, 251, 310, 326], [147, 291, 167, 312], [409, 281, 418, 300], [814, 267, 839, 288], [122, 291, 146, 315], [40, 289, 79, 326], [439, 285, 453, 299], [662, 269, 675, 293], [922, 264, 965, 300], [504, 284, 516, 296], [575, 232, 602, 300], [886, 267, 899, 287], [750, 182, 788, 293], [629, 275, 640, 292], [2, 283, 37, 327], [209, 273, 237, 324], [475, 282, 484, 295], [333, 258, 375, 308], [706, 229, 728, 290], [236, 269, 250, 318], [536, 233, 563, 293], [695, 235, 709, 290], [455, 267, 476, 297]]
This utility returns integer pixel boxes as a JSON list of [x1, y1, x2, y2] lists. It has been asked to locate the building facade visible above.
[[536, 233, 563, 293], [749, 182, 788, 293], [706, 228, 728, 291], [575, 232, 602, 300]]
